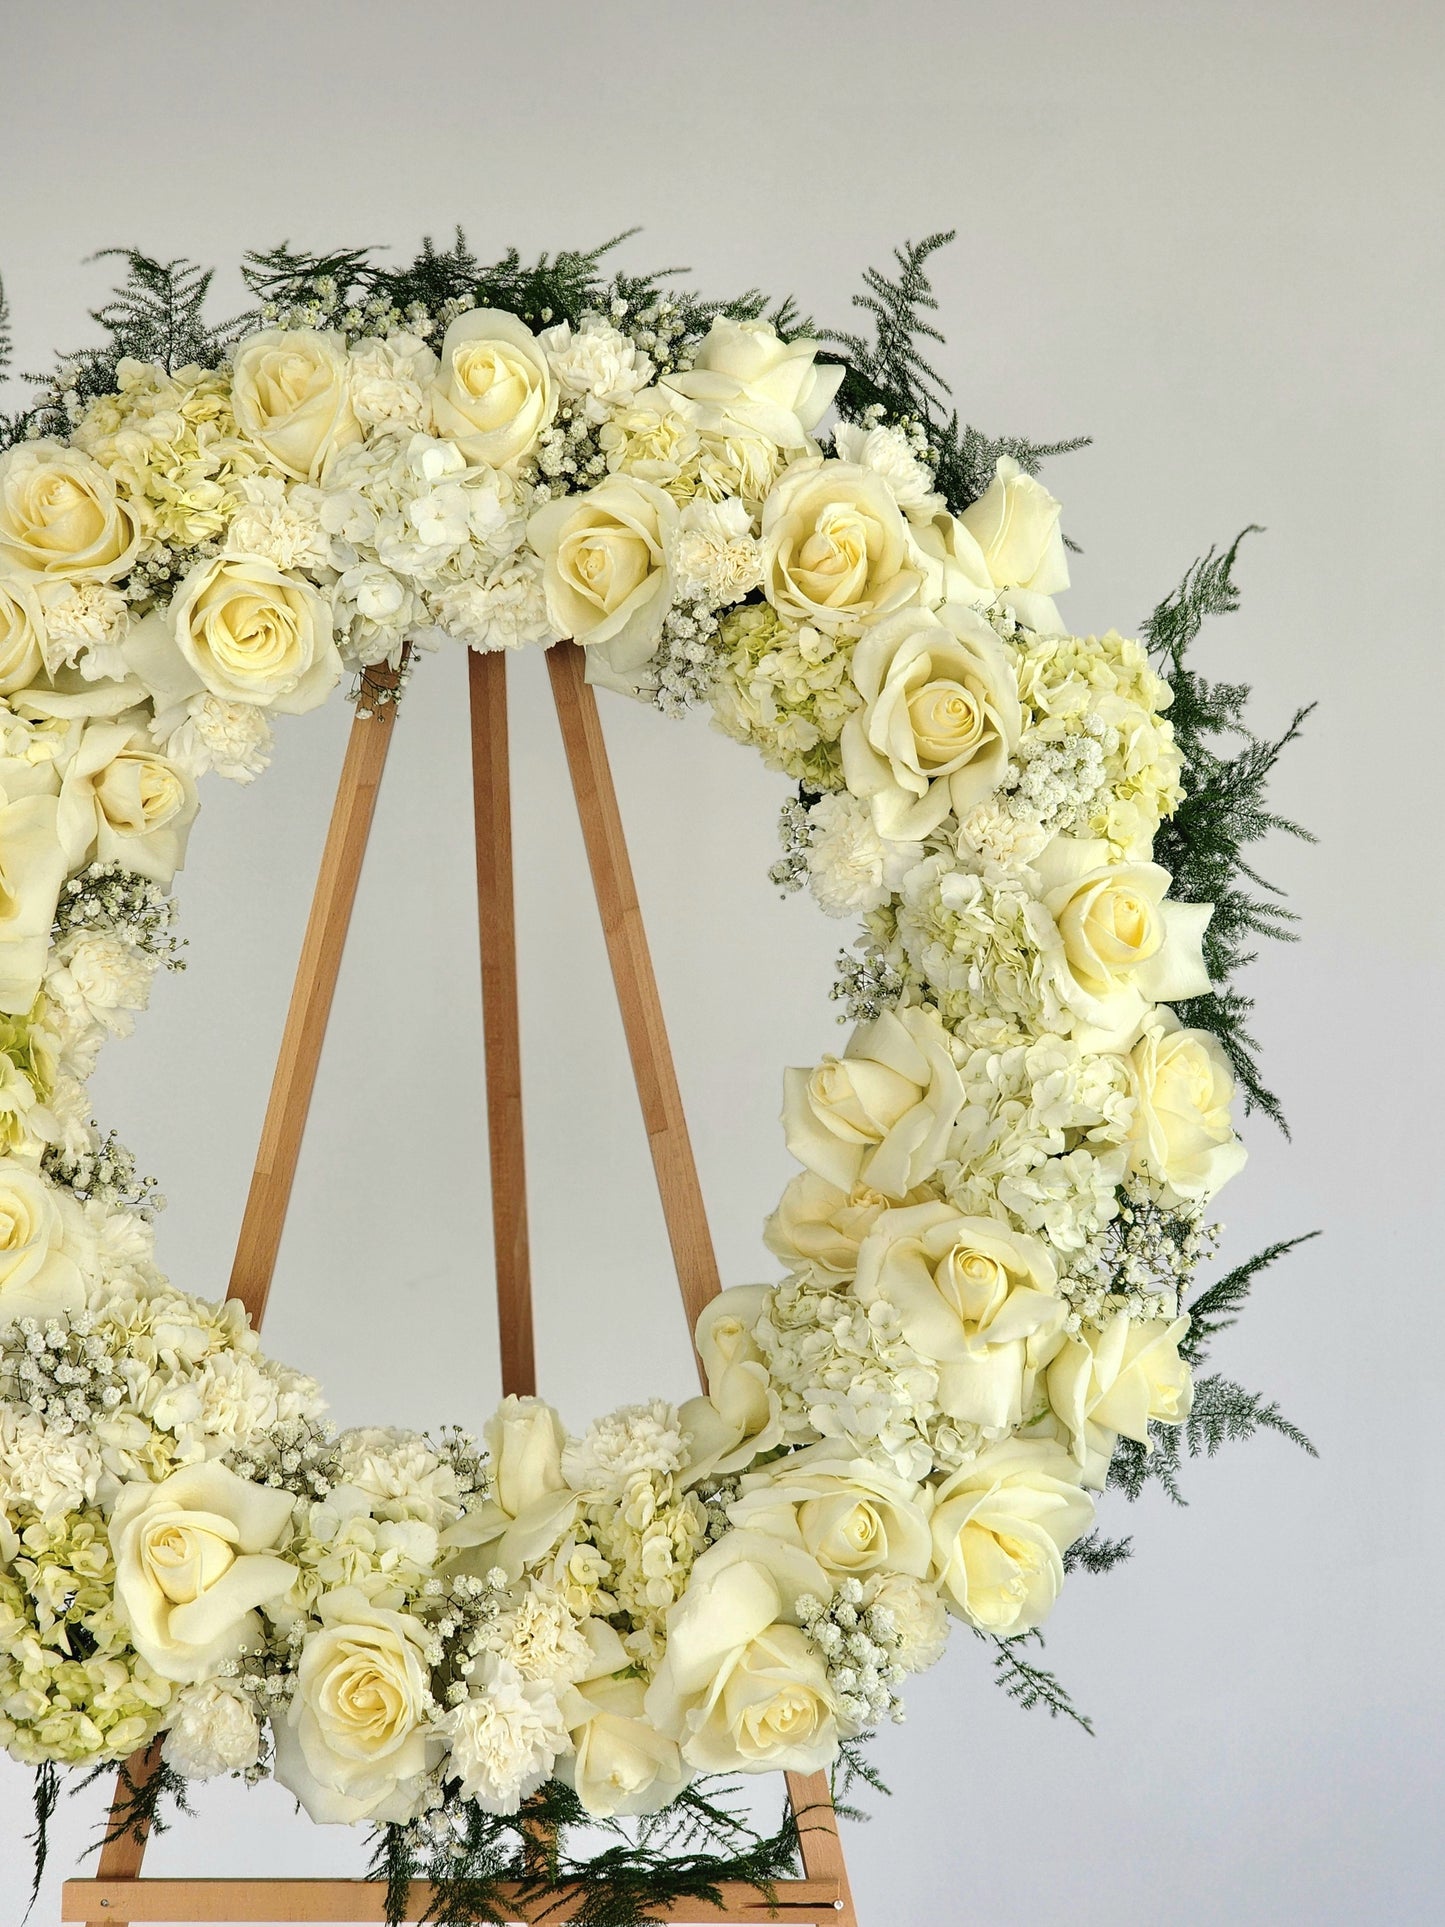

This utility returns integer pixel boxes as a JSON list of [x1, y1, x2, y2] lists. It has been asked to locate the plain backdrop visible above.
[[0, 3, 1441, 1922]]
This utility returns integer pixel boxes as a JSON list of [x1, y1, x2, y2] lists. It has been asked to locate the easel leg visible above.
[[545, 642, 859, 1926]]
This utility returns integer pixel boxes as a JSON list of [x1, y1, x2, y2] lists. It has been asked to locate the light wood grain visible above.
[[227, 664, 405, 1329], [545, 642, 722, 1337], [469, 648, 536, 1397], [61, 1875, 844, 1922]]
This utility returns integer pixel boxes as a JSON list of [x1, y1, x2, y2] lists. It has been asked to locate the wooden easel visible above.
[[60, 641, 858, 1925]]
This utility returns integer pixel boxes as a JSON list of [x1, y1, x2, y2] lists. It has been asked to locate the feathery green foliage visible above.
[[983, 1632, 1094, 1732], [367, 1774, 801, 1927], [24, 1763, 60, 1920], [0, 271, 12, 382], [1180, 1232, 1320, 1367], [1144, 529, 1315, 1129], [826, 233, 1089, 510], [1064, 1530, 1136, 1576]]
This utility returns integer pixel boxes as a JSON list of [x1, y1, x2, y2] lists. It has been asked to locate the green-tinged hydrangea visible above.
[[0, 1507, 172, 1765], [709, 603, 860, 787], [0, 1004, 57, 1158]]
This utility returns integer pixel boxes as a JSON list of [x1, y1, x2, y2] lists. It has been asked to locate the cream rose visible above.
[[109, 1461, 297, 1684], [1045, 1313, 1194, 1487], [560, 1671, 690, 1818], [429, 308, 556, 470], [136, 554, 342, 715], [762, 1170, 898, 1279], [957, 456, 1070, 632], [1033, 835, 1213, 1047], [229, 329, 362, 482], [0, 780, 70, 1015], [0, 1158, 85, 1327], [782, 1004, 965, 1199], [0, 442, 141, 582], [527, 475, 675, 687], [728, 1441, 934, 1580], [761, 457, 920, 632], [1124, 1012, 1247, 1204], [680, 1284, 784, 1482], [57, 720, 198, 886], [928, 1440, 1093, 1635], [665, 317, 843, 448], [273, 1587, 435, 1823], [644, 1533, 838, 1775], [443, 1395, 578, 1579], [0, 577, 47, 692], [841, 603, 1022, 838], [854, 1203, 1064, 1432]]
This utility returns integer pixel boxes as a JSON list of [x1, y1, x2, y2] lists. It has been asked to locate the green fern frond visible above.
[[1064, 1530, 1135, 1575], [984, 1630, 1094, 1732], [1181, 1232, 1320, 1365]]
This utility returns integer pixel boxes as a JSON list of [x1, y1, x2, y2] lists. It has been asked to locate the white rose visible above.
[[274, 1587, 436, 1824], [442, 1652, 568, 1814], [841, 602, 1022, 838], [854, 1203, 1064, 1432], [429, 308, 556, 470], [0, 442, 141, 582], [1033, 835, 1213, 1048], [1124, 1012, 1247, 1204], [957, 456, 1070, 632], [0, 576, 47, 691], [665, 318, 843, 448], [229, 329, 363, 482], [762, 1170, 898, 1279], [728, 1441, 934, 1580], [56, 719, 198, 885], [0, 780, 69, 1015], [761, 458, 920, 632], [928, 1440, 1093, 1635], [644, 1533, 838, 1775], [559, 1671, 689, 1818], [161, 1678, 262, 1780], [680, 1284, 784, 1482], [109, 1461, 297, 1683], [134, 553, 342, 715], [1044, 1313, 1193, 1487], [527, 475, 676, 688], [0, 1158, 85, 1327], [443, 1395, 578, 1579], [782, 1004, 965, 1199]]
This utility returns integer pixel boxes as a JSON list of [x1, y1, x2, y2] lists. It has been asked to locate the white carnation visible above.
[[803, 791, 922, 918], [539, 318, 654, 422], [46, 933, 157, 1041], [37, 580, 130, 680], [442, 1654, 569, 1813], [333, 1427, 462, 1530], [161, 1679, 262, 1780], [0, 1407, 103, 1522], [159, 692, 273, 785], [862, 1572, 949, 1674], [832, 420, 942, 522], [485, 1585, 593, 1686], [429, 552, 552, 652], [224, 475, 331, 573], [562, 1398, 686, 1496], [672, 495, 763, 607], [347, 332, 438, 431]]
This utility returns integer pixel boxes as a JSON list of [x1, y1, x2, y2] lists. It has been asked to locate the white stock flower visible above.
[[928, 1439, 1093, 1635], [109, 1461, 297, 1683], [540, 317, 654, 421], [801, 789, 922, 917], [161, 1679, 262, 1780], [429, 309, 557, 470], [840, 603, 1022, 838], [782, 1004, 965, 1199], [443, 1653, 568, 1812], [230, 329, 363, 481]]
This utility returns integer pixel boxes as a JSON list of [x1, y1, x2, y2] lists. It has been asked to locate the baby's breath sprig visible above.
[[798, 1579, 907, 1732], [831, 943, 905, 1023], [42, 1129, 165, 1216], [0, 1309, 121, 1435], [229, 1416, 341, 1502], [53, 863, 186, 970]]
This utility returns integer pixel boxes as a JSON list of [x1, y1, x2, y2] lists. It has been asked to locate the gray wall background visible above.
[[1, 2, 1441, 1920]]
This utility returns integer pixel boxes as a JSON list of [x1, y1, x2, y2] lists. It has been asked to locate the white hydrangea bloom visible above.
[[442, 1654, 569, 1813], [540, 317, 655, 422], [803, 790, 921, 918], [161, 1680, 261, 1780]]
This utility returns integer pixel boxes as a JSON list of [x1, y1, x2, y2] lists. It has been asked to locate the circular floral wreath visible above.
[[0, 235, 1312, 1915]]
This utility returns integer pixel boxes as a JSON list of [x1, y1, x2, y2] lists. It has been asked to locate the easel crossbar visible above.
[[74, 642, 857, 1926]]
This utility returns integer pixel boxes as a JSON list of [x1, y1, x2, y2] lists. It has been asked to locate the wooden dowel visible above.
[[61, 1875, 842, 1922], [84, 1739, 163, 1927], [468, 648, 536, 1399], [227, 664, 405, 1330], [545, 642, 722, 1339]]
